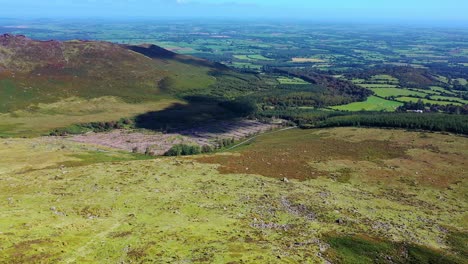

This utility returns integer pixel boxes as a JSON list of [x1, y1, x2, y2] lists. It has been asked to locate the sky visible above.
[[1, 0, 468, 24]]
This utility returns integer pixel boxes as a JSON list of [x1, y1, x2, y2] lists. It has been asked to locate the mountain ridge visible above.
[[0, 34, 224, 112]]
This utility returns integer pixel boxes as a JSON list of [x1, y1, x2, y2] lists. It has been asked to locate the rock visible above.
[[336, 218, 344, 224], [282, 177, 289, 183]]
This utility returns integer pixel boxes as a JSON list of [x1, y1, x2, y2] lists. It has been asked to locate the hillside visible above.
[[0, 127, 466, 263], [0, 34, 269, 137], [0, 34, 225, 112]]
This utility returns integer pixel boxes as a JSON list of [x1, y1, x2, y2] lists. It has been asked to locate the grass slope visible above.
[[0, 35, 272, 137], [1, 128, 466, 263], [0, 35, 220, 112]]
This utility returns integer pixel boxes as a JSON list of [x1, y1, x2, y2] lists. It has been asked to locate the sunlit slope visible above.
[[0, 128, 466, 263], [0, 34, 220, 112]]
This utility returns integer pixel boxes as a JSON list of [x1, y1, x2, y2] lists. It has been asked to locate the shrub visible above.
[[164, 144, 201, 156]]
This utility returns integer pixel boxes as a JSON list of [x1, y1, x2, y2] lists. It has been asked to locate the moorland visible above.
[[0, 19, 467, 263]]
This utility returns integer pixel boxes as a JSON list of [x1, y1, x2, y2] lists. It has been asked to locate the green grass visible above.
[[247, 54, 273, 61], [358, 83, 399, 88], [233, 55, 253, 61], [447, 230, 468, 259], [0, 97, 181, 137], [234, 54, 273, 61], [430, 86, 458, 95], [231, 62, 262, 69], [396, 97, 463, 106], [0, 41, 220, 113], [325, 235, 461, 264], [369, 74, 399, 84], [331, 96, 403, 111], [454, 78, 467, 85], [277, 77, 310, 85], [430, 95, 468, 104], [370, 88, 428, 97], [324, 235, 395, 264], [0, 128, 467, 262], [59, 151, 153, 167]]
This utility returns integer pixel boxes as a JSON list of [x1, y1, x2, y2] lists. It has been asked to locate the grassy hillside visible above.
[[0, 128, 466, 263], [0, 34, 274, 136], [0, 34, 223, 112]]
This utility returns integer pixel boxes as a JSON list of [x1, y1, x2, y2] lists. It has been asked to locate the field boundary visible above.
[[225, 126, 297, 151]]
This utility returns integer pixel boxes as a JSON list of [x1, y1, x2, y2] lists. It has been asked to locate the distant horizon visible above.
[[2, 0, 468, 27], [1, 17, 468, 29]]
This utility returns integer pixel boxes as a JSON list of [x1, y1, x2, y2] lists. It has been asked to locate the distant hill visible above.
[[0, 34, 228, 112]]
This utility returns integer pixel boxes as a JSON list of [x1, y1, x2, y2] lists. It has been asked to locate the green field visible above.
[[369, 74, 399, 84], [277, 77, 310, 85], [331, 96, 403, 111], [430, 95, 468, 104], [231, 62, 262, 69], [409, 88, 440, 95], [247, 54, 273, 61], [234, 54, 273, 61], [454, 78, 468, 85], [233, 55, 253, 61], [396, 97, 463, 106], [370, 88, 428, 97], [358, 84, 399, 88], [430, 86, 458, 95]]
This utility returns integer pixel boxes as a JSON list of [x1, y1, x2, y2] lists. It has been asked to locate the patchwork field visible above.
[[1, 127, 466, 263]]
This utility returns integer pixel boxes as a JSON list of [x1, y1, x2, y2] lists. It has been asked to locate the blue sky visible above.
[[2, 0, 468, 23]]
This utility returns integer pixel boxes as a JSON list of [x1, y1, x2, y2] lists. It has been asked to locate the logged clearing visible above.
[[1, 127, 467, 263], [70, 120, 278, 155]]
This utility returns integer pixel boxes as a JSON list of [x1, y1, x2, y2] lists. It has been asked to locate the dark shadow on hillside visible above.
[[134, 95, 258, 135], [136, 97, 230, 132]]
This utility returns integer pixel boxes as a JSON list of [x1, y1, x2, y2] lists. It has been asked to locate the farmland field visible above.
[[396, 97, 463, 106], [430, 95, 468, 105], [370, 88, 428, 98], [430, 86, 457, 95], [358, 84, 399, 89], [331, 96, 403, 111], [277, 77, 310, 85], [292, 57, 326, 63]]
